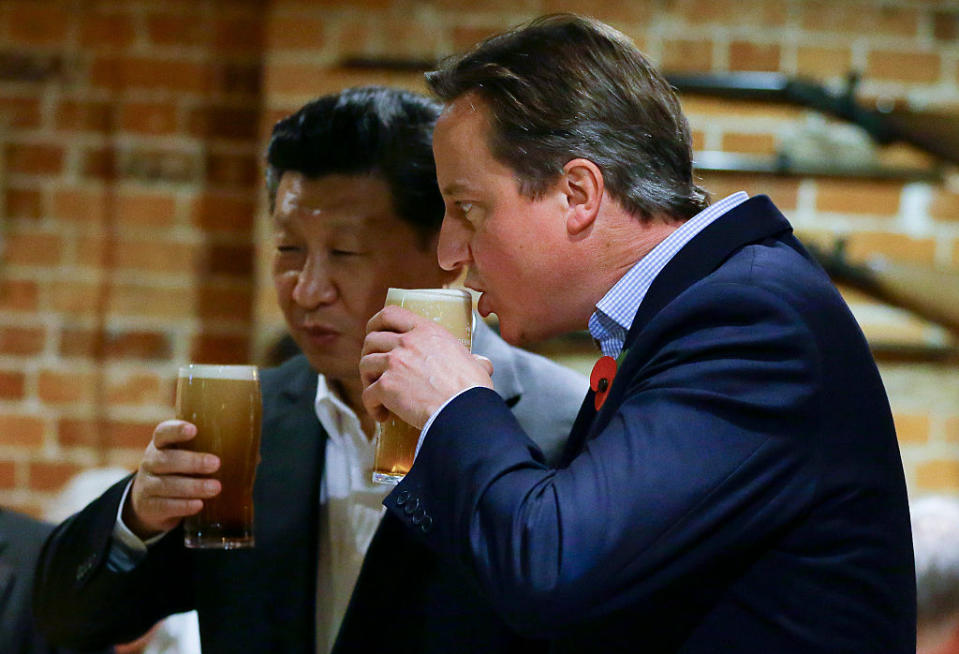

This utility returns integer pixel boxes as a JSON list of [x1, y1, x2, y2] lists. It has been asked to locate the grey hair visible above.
[[913, 495, 959, 629]]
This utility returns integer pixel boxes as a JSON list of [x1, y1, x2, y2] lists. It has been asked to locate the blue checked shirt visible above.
[[588, 192, 750, 358]]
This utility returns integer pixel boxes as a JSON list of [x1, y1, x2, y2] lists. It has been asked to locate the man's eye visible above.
[[276, 245, 300, 253], [457, 201, 473, 216]]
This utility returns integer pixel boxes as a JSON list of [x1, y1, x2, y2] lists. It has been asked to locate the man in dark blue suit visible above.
[[360, 13, 916, 653]]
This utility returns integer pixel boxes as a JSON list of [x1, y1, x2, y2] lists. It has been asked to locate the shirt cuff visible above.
[[107, 478, 169, 572], [414, 385, 484, 459]]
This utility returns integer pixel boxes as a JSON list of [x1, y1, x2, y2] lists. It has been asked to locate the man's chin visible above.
[[497, 315, 573, 347], [496, 317, 536, 347], [302, 351, 357, 381]]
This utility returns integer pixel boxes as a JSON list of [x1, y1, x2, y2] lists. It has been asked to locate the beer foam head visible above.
[[386, 287, 471, 305], [384, 288, 473, 347], [178, 364, 258, 380]]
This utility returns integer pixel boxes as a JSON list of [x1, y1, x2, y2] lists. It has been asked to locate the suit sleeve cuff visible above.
[[108, 478, 169, 572]]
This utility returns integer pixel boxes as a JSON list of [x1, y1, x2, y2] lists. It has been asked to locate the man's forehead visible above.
[[435, 96, 524, 195], [438, 92, 488, 130], [435, 94, 490, 180], [272, 172, 397, 228]]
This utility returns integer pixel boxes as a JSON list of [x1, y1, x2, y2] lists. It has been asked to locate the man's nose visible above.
[[291, 257, 337, 308], [437, 217, 471, 272]]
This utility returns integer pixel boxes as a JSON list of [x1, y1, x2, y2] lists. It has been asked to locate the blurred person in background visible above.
[[913, 495, 959, 654], [1, 506, 112, 654], [33, 86, 587, 654]]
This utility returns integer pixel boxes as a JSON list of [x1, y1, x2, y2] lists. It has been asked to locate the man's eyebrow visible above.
[[440, 181, 472, 197]]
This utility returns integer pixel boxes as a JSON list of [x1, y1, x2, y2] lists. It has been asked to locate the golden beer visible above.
[[372, 288, 473, 485], [176, 364, 262, 548]]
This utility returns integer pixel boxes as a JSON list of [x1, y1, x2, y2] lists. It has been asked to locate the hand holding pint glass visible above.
[[175, 364, 262, 548], [372, 288, 473, 485]]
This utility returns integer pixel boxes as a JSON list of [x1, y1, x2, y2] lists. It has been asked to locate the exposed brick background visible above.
[[0, 0, 957, 518], [0, 0, 263, 517]]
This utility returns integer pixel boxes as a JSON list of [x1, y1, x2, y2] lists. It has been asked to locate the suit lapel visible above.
[[559, 393, 598, 466], [625, 195, 791, 342], [256, 356, 324, 539], [563, 195, 793, 459]]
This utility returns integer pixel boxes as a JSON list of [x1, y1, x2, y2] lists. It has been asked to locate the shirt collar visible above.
[[313, 374, 363, 446], [588, 192, 750, 358]]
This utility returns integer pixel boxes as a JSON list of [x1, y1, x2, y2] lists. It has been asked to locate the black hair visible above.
[[265, 86, 445, 239]]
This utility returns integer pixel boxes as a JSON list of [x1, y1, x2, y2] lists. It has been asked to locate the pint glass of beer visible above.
[[372, 288, 473, 485], [175, 364, 262, 548]]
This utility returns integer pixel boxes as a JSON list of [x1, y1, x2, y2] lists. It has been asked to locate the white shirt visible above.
[[312, 373, 392, 654]]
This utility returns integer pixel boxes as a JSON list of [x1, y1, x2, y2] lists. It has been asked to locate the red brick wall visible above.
[[1, 0, 958, 516], [0, 0, 265, 515]]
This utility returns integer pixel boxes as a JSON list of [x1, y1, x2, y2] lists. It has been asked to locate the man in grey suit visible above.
[[34, 87, 587, 654]]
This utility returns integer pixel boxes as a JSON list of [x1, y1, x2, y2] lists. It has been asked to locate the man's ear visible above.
[[562, 158, 604, 236]]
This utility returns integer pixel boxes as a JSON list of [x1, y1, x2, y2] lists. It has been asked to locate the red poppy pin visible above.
[[590, 356, 617, 411], [590, 349, 629, 411]]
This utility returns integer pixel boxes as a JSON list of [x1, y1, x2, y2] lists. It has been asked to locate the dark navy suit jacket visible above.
[[385, 196, 916, 653]]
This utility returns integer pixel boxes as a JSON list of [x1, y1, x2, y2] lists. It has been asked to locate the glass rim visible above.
[[177, 364, 258, 380], [385, 287, 471, 300]]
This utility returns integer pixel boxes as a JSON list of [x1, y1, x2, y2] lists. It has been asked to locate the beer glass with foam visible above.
[[176, 364, 262, 548], [372, 288, 473, 485]]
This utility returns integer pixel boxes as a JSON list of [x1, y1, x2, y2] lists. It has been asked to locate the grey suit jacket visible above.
[[34, 321, 587, 653]]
